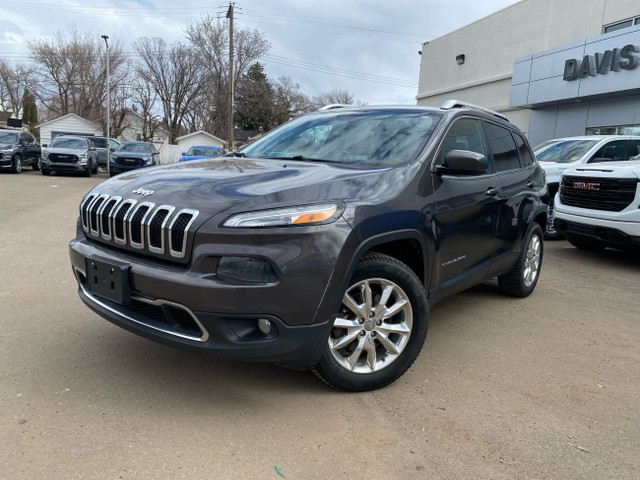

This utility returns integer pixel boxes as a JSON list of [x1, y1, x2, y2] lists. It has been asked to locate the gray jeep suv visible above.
[[70, 101, 548, 391]]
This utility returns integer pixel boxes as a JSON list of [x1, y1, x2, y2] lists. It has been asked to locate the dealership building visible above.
[[416, 0, 640, 146]]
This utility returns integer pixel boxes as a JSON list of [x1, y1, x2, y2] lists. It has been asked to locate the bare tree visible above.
[[273, 76, 314, 126], [28, 28, 127, 124], [312, 89, 365, 109], [0, 60, 36, 116], [185, 15, 270, 138], [133, 37, 204, 143], [130, 78, 163, 142]]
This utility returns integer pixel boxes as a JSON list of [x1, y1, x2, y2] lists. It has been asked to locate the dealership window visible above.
[[587, 125, 640, 136], [603, 16, 640, 33]]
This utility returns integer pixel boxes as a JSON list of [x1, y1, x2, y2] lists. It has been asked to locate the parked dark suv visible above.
[[69, 101, 548, 391], [0, 128, 41, 173]]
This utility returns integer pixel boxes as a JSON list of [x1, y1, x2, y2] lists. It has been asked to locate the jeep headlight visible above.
[[223, 203, 342, 228], [143, 156, 153, 165], [1, 147, 13, 155]]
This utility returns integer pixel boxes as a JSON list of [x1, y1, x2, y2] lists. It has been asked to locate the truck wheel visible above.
[[91, 161, 98, 174], [313, 253, 428, 391], [498, 223, 543, 298], [84, 166, 92, 177], [567, 235, 606, 252], [11, 155, 22, 174], [41, 168, 51, 176], [33, 155, 41, 171]]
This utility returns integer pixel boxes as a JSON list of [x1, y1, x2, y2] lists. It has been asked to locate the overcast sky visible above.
[[0, 0, 515, 105]]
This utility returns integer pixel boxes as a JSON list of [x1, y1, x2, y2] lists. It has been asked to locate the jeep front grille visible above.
[[80, 194, 199, 259], [560, 175, 638, 212]]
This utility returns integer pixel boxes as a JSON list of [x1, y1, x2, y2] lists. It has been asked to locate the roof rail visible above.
[[440, 99, 509, 122], [318, 104, 350, 111]]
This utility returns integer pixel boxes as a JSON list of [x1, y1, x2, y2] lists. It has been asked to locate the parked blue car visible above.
[[179, 145, 223, 162]]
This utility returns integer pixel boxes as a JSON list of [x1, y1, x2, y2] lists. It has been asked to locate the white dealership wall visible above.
[[416, 0, 640, 137]]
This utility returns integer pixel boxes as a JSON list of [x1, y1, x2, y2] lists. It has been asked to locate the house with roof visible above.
[[35, 113, 102, 146], [176, 130, 227, 152]]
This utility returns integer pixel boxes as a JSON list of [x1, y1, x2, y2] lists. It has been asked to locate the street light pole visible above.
[[101, 35, 110, 175]]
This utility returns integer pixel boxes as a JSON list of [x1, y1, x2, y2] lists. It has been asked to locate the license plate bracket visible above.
[[85, 257, 131, 304]]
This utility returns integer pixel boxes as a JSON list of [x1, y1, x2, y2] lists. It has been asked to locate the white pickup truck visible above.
[[554, 160, 640, 251]]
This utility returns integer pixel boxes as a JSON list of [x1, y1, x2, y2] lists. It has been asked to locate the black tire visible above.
[[91, 161, 98, 174], [41, 168, 51, 176], [84, 166, 92, 177], [10, 155, 22, 174], [567, 235, 606, 252], [498, 222, 543, 298], [313, 253, 428, 391], [33, 155, 41, 171]]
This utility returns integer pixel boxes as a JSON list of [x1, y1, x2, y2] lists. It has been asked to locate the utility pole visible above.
[[226, 3, 234, 152], [101, 35, 110, 175]]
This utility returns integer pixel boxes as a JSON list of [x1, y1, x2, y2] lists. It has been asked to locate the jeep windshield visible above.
[[241, 109, 442, 166], [533, 139, 598, 164], [49, 137, 86, 149]]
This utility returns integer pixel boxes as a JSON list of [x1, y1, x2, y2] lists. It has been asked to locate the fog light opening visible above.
[[258, 318, 272, 335]]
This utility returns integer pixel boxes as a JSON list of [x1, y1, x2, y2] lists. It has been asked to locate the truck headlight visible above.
[[222, 203, 342, 228]]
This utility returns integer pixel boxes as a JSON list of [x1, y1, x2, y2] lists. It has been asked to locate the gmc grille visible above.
[[560, 175, 638, 212], [49, 153, 79, 163], [80, 193, 198, 259]]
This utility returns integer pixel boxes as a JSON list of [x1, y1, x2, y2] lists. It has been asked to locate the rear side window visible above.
[[436, 118, 486, 165], [485, 123, 521, 172], [628, 140, 640, 158], [590, 140, 628, 162], [514, 133, 534, 167]]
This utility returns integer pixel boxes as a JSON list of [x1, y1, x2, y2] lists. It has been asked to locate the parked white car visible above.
[[533, 135, 640, 238], [553, 160, 640, 251]]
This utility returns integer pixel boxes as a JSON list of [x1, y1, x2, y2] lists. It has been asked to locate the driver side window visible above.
[[436, 118, 486, 166]]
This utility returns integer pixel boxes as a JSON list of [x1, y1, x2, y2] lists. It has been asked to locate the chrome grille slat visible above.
[[80, 194, 198, 259], [128, 202, 155, 249]]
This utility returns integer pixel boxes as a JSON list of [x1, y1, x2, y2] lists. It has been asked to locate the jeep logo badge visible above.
[[131, 187, 154, 196]]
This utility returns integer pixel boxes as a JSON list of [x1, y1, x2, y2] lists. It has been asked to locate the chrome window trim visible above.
[[169, 209, 199, 258], [99, 196, 122, 241], [147, 205, 176, 254], [128, 201, 155, 250], [112, 199, 137, 245]]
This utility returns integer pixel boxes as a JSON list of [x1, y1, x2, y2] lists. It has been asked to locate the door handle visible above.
[[485, 187, 500, 196]]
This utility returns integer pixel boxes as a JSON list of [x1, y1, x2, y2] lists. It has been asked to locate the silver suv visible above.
[[41, 135, 99, 176]]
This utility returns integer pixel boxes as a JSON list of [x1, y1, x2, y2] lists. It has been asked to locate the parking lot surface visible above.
[[1, 170, 639, 479]]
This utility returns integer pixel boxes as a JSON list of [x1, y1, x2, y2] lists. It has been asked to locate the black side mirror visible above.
[[109, 148, 115, 152], [436, 150, 488, 176]]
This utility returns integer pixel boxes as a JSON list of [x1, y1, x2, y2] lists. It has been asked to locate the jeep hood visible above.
[[46, 147, 86, 155], [88, 157, 395, 216]]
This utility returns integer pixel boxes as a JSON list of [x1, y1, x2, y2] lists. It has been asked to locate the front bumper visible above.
[[69, 217, 357, 365], [41, 159, 89, 173], [554, 217, 640, 248]]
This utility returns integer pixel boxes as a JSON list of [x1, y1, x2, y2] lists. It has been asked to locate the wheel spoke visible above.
[[362, 281, 373, 317], [333, 317, 361, 331], [376, 331, 400, 355], [346, 337, 366, 370], [343, 292, 364, 318], [363, 335, 377, 372], [374, 285, 394, 318], [384, 298, 408, 319], [330, 330, 360, 351], [377, 321, 410, 336]]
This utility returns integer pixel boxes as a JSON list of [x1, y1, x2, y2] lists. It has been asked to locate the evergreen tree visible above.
[[22, 89, 39, 140]]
